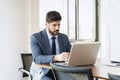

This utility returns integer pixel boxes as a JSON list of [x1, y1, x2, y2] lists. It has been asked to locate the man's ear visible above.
[[45, 22, 48, 28]]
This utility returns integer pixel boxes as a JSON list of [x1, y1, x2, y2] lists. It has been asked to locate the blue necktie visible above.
[[52, 37, 56, 55]]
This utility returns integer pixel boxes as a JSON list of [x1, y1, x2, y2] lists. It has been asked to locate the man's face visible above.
[[46, 21, 61, 36]]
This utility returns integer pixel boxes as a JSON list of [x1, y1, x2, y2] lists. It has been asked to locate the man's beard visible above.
[[49, 30, 59, 36]]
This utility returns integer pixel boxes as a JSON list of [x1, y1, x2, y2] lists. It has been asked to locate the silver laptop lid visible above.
[[68, 42, 101, 66]]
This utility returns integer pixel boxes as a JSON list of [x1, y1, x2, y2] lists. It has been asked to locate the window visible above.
[[39, 0, 97, 41], [78, 0, 96, 41]]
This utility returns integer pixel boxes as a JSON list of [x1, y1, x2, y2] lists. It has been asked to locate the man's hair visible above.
[[46, 11, 62, 23]]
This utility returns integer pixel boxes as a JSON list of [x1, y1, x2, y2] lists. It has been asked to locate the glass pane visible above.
[[68, 0, 75, 40], [79, 0, 96, 41]]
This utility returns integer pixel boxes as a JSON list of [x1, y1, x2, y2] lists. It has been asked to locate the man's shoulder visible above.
[[58, 33, 68, 38], [31, 29, 46, 37], [31, 32, 40, 39], [30, 30, 47, 42]]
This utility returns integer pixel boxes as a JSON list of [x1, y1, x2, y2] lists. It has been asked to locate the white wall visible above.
[[99, 0, 120, 61], [31, 0, 40, 33], [0, 0, 31, 80], [109, 0, 120, 62], [99, 0, 111, 60]]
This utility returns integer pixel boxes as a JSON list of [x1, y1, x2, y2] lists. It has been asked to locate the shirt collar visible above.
[[46, 28, 58, 40]]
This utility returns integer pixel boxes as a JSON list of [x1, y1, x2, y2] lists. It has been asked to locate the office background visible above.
[[0, 0, 120, 80]]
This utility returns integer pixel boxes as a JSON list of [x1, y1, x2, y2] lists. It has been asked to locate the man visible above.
[[30, 11, 71, 80]]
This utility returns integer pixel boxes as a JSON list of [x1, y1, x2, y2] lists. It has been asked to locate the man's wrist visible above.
[[53, 55, 57, 62]]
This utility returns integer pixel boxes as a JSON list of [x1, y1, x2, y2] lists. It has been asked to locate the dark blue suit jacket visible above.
[[30, 29, 71, 80]]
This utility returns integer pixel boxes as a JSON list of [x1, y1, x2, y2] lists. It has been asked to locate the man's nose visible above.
[[55, 26, 59, 30]]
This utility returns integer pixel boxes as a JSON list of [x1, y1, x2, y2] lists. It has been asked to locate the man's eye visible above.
[[53, 25, 56, 26]]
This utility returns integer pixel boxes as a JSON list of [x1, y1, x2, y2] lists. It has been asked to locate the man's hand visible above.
[[53, 52, 69, 62]]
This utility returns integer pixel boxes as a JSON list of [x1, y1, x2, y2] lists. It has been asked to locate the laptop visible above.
[[54, 42, 101, 66]]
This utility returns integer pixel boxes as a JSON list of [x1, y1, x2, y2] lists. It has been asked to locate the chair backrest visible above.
[[108, 73, 120, 80], [50, 62, 94, 80], [21, 53, 32, 77]]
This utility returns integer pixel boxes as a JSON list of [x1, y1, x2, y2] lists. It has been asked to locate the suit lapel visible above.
[[42, 30, 64, 54]]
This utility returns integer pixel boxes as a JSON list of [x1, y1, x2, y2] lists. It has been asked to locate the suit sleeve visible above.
[[65, 35, 71, 52], [30, 34, 54, 64]]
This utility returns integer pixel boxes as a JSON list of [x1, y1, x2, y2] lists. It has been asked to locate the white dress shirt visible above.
[[46, 29, 60, 54]]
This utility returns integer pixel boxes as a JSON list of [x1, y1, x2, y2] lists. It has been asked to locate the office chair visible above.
[[18, 53, 33, 80], [50, 62, 94, 80], [108, 73, 120, 80]]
